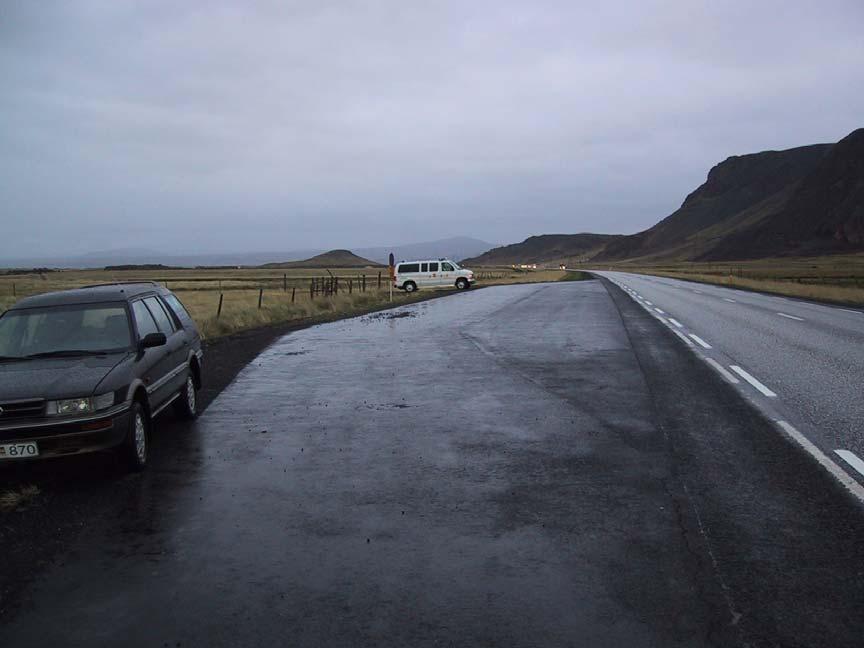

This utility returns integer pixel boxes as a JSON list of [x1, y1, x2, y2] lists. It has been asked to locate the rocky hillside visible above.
[[461, 234, 620, 266], [595, 127, 864, 262], [261, 249, 381, 268]]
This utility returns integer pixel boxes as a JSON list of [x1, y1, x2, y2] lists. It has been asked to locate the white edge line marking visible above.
[[689, 334, 712, 349], [777, 312, 804, 321], [723, 298, 736, 303], [704, 357, 740, 384], [668, 318, 683, 328], [729, 366, 777, 397], [838, 308, 862, 315], [777, 422, 864, 503], [654, 308, 665, 314], [672, 329, 694, 346], [835, 450, 864, 479], [644, 301, 653, 306]]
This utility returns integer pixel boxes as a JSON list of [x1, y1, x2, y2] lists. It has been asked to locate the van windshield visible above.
[[0, 303, 132, 359]]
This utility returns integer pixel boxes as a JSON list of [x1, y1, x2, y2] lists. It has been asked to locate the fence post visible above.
[[12, 283, 16, 297], [362, 274, 366, 292], [258, 288, 263, 309], [216, 293, 224, 318], [349, 279, 353, 294], [291, 287, 296, 303], [310, 280, 314, 299], [283, 274, 287, 292], [377, 272, 381, 288]]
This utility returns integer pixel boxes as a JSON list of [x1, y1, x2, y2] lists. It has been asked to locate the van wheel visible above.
[[456, 278, 469, 290], [174, 373, 199, 420], [121, 401, 149, 471], [404, 281, 417, 293]]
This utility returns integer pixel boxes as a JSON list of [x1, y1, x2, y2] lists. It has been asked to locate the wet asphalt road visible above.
[[2, 280, 863, 647], [595, 271, 864, 475]]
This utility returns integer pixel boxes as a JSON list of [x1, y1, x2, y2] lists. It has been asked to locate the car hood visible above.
[[0, 353, 130, 401]]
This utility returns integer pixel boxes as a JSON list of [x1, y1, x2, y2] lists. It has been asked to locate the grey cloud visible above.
[[1, 0, 863, 258]]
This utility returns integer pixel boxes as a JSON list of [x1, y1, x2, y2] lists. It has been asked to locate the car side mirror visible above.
[[139, 332, 167, 350]]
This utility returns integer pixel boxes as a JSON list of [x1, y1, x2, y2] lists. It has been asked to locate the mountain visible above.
[[595, 127, 864, 262], [461, 233, 621, 266], [354, 237, 496, 265], [261, 250, 381, 268]]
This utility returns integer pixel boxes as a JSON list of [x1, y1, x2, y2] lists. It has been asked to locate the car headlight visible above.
[[46, 393, 115, 416]]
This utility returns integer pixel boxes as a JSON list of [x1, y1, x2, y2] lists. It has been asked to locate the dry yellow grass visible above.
[[0, 265, 571, 338], [589, 253, 864, 306]]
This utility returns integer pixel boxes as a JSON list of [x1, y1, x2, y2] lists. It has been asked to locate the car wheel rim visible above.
[[187, 377, 196, 413], [134, 413, 147, 463]]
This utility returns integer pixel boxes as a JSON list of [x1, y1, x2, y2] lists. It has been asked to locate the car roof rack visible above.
[[79, 281, 161, 289]]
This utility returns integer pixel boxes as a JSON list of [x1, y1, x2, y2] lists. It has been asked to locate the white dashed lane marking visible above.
[[654, 308, 665, 314], [724, 298, 736, 303], [777, 312, 804, 321], [668, 318, 683, 328], [689, 334, 712, 349], [730, 366, 777, 397], [776, 422, 864, 503], [835, 450, 864, 479]]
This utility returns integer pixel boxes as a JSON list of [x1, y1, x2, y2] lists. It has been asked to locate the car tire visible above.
[[456, 278, 469, 290], [404, 281, 417, 293], [121, 401, 149, 471], [174, 372, 199, 420]]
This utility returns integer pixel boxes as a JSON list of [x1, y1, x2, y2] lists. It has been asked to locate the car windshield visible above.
[[0, 303, 132, 359]]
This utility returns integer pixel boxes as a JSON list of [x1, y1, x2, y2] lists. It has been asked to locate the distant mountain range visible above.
[[461, 233, 620, 265], [462, 127, 864, 266], [0, 237, 495, 270]]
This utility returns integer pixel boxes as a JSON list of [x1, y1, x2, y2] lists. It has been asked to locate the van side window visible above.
[[441, 262, 454, 271], [421, 263, 428, 272], [399, 263, 420, 273], [428, 262, 439, 272]]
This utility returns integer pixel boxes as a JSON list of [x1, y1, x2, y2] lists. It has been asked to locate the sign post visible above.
[[388, 253, 395, 302]]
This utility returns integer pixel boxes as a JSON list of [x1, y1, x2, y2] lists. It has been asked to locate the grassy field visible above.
[[587, 253, 864, 305], [0, 266, 572, 339]]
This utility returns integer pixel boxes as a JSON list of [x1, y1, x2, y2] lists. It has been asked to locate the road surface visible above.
[[1, 280, 862, 647], [596, 271, 864, 489]]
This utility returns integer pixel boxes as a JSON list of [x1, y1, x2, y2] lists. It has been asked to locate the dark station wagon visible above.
[[0, 282, 203, 470]]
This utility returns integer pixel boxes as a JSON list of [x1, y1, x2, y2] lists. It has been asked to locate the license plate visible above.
[[0, 442, 39, 459]]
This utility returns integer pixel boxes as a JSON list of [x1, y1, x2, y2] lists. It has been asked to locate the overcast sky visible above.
[[2, 0, 863, 259]]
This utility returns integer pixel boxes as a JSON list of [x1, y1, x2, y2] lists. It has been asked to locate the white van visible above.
[[394, 259, 475, 292]]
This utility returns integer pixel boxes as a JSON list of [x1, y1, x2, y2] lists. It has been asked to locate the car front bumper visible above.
[[0, 404, 131, 462]]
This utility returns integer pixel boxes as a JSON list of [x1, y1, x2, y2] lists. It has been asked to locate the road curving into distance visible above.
[[1, 279, 862, 647], [595, 270, 864, 496]]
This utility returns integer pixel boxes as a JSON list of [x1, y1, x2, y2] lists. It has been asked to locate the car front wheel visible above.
[[456, 278, 469, 290]]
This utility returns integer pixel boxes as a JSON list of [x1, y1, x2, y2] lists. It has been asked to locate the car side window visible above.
[[163, 294, 192, 324], [132, 300, 159, 339], [421, 263, 428, 272], [429, 262, 439, 272], [442, 262, 454, 271], [144, 297, 175, 335]]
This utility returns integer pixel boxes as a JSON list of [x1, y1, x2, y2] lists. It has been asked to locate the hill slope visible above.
[[461, 233, 621, 265], [261, 250, 381, 268], [595, 127, 864, 262]]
